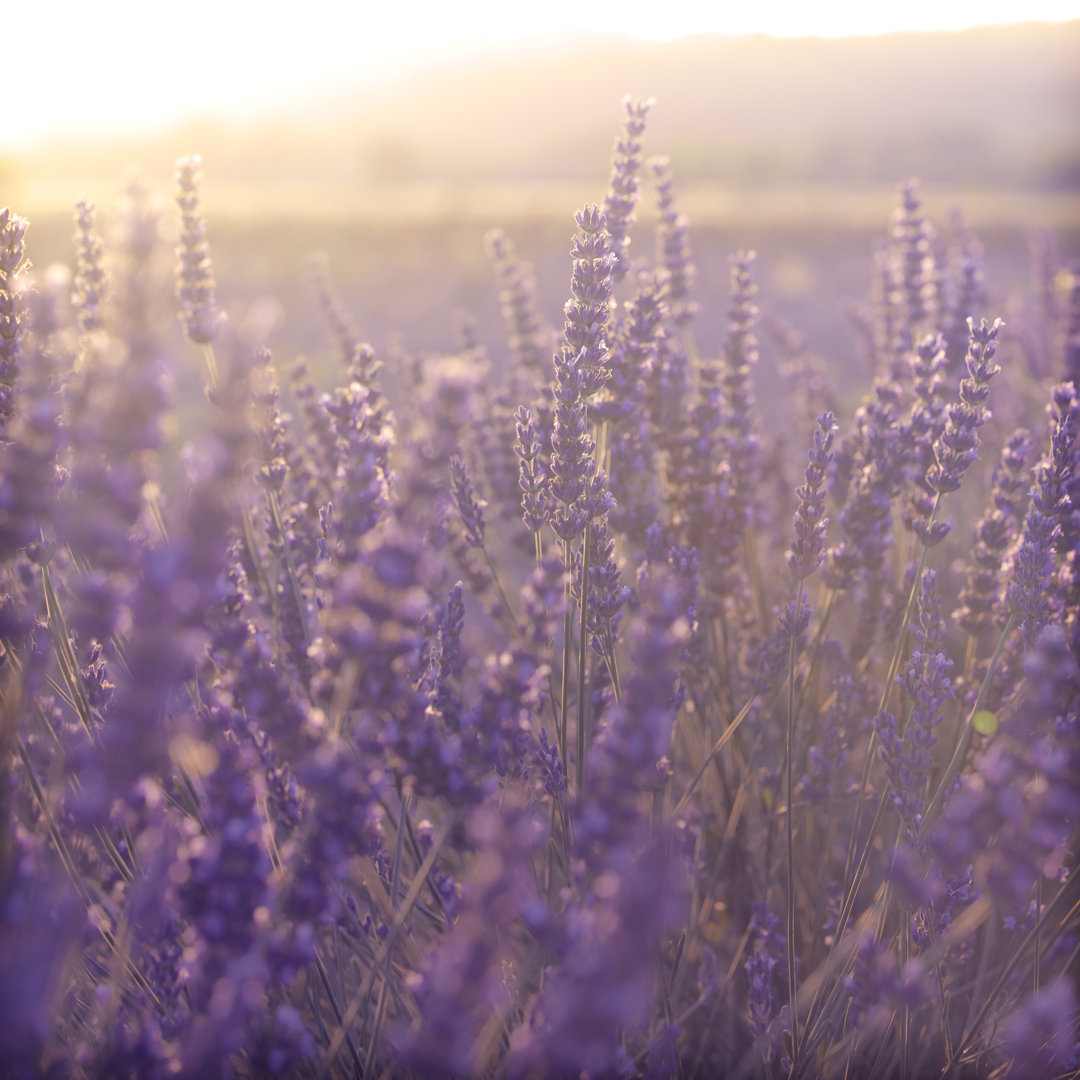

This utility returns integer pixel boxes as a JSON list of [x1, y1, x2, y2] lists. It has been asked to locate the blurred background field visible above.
[[3, 15, 1078, 396]]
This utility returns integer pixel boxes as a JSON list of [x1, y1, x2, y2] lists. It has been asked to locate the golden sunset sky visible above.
[[6, 0, 1077, 149]]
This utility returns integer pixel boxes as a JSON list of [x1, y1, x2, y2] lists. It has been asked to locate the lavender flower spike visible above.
[[926, 317, 1003, 496], [879, 569, 954, 840], [0, 207, 29, 430], [562, 204, 616, 398], [649, 155, 696, 325], [514, 404, 551, 536], [175, 155, 220, 344], [603, 96, 653, 281], [72, 199, 108, 335], [487, 229, 549, 382], [789, 411, 838, 580], [549, 206, 614, 544], [449, 454, 487, 549], [1006, 384, 1076, 646], [954, 429, 1034, 637]]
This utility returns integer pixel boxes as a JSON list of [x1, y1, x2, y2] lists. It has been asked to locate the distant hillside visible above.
[[339, 21, 1080, 189], [7, 20, 1079, 204]]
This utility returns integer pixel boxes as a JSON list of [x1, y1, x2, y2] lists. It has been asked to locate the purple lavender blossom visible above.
[[487, 228, 552, 384], [560, 204, 616, 399], [722, 251, 764, 526], [0, 843, 82, 1072], [0, 389, 63, 562], [171, 726, 272, 1009], [174, 156, 220, 344], [955, 429, 1035, 637], [1006, 385, 1076, 645], [508, 839, 685, 1079], [7, 99, 1080, 1080], [595, 267, 667, 425], [745, 903, 786, 1059], [401, 801, 545, 1078], [926, 316, 1003, 496], [649, 155, 697, 325], [929, 625, 1079, 912], [71, 200, 108, 335], [789, 411, 838, 579], [449, 454, 487, 550], [603, 96, 653, 282], [889, 179, 939, 342], [513, 404, 551, 537], [549, 347, 594, 546], [584, 511, 630, 659], [0, 207, 29, 431], [427, 580, 466, 725], [1000, 977, 1078, 1079], [903, 333, 951, 546], [942, 209, 987, 373], [842, 929, 924, 1032], [877, 570, 954, 840], [320, 373, 390, 556]]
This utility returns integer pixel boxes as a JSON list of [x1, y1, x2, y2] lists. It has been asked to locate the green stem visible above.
[[558, 539, 573, 776], [480, 544, 518, 627], [921, 612, 1016, 831], [672, 696, 755, 819], [576, 521, 591, 797], [842, 520, 935, 887], [786, 580, 805, 1058]]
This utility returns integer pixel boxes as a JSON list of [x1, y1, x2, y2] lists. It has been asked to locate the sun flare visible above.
[[3, 0, 1077, 148]]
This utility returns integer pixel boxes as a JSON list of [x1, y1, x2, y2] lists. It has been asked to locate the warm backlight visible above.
[[4, 0, 1077, 148]]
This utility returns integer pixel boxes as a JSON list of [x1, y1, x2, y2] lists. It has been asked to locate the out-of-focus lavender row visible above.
[[0, 98, 1077, 1080]]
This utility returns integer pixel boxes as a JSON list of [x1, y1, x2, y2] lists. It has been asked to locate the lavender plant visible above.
[[0, 97, 1077, 1080]]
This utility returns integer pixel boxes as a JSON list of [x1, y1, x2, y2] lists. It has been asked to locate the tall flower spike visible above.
[[649, 155, 697, 325], [789, 411, 838, 579], [745, 903, 786, 1061], [890, 178, 938, 343], [72, 200, 108, 335], [0, 207, 29, 431], [881, 569, 954, 841], [174, 155, 220, 344], [549, 206, 614, 546], [942, 208, 987, 373], [595, 267, 667, 425], [905, 333, 951, 546], [722, 251, 764, 530], [449, 455, 487, 550], [548, 349, 591, 545], [561, 204, 616, 397], [1006, 384, 1076, 646], [487, 229, 550, 383], [603, 96, 653, 282], [514, 405, 551, 535], [954, 429, 1035, 638], [926, 317, 1003, 496]]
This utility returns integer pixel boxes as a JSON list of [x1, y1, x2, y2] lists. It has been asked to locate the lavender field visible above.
[[1, 94, 1078, 1080]]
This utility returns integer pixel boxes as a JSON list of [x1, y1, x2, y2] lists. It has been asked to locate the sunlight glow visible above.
[[4, 0, 1077, 148]]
